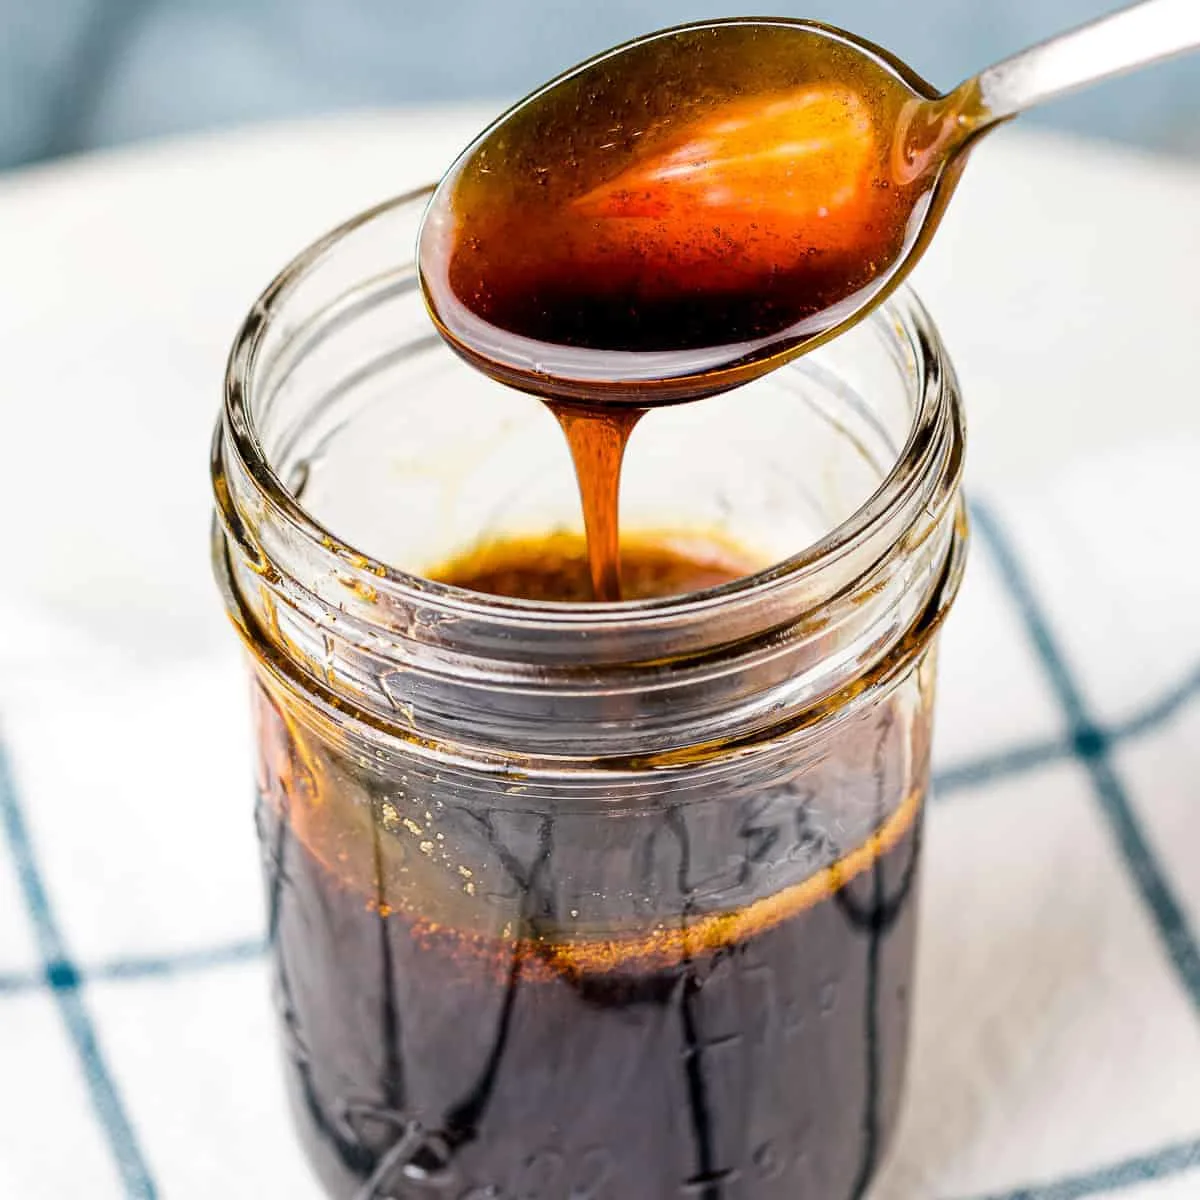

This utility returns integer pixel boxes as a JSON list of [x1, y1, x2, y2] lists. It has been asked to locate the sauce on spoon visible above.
[[418, 19, 984, 599], [418, 19, 983, 406]]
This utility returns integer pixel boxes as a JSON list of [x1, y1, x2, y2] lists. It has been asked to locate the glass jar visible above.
[[211, 187, 966, 1200]]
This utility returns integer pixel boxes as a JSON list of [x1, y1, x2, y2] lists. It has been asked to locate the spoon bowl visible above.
[[417, 19, 987, 406], [418, 2, 1199, 407]]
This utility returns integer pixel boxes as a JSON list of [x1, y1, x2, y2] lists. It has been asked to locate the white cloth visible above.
[[1, 439, 1199, 1200], [2, 111, 1199, 1200]]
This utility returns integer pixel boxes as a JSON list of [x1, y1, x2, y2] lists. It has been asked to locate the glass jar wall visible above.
[[211, 187, 966, 1200]]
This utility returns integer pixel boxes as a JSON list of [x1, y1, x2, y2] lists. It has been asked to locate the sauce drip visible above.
[[550, 406, 643, 601]]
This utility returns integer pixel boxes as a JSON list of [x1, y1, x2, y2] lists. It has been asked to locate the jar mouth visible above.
[[221, 185, 960, 635]]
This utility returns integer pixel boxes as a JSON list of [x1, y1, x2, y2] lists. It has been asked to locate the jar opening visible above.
[[223, 187, 957, 620], [212, 186, 966, 759]]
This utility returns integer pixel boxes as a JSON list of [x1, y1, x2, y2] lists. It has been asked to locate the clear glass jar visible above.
[[211, 187, 966, 1200]]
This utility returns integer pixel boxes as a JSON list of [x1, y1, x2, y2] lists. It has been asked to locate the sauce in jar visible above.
[[257, 535, 925, 1200]]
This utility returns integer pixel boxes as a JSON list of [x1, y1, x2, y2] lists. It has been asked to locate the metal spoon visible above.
[[419, 0, 1200, 406]]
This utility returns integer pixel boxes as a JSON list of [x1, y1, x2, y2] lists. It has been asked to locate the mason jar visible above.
[[211, 186, 966, 1200]]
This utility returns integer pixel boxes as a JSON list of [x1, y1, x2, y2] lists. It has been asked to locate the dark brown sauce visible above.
[[256, 537, 925, 1200]]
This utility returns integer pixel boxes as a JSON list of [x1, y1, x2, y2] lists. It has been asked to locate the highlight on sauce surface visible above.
[[427, 529, 763, 602], [418, 18, 963, 404]]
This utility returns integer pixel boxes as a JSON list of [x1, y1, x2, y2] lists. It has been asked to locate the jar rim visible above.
[[221, 184, 960, 634]]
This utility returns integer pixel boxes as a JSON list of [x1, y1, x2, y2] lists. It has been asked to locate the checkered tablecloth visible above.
[[2, 440, 1199, 1199]]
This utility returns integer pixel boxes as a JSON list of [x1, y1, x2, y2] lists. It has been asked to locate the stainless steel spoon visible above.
[[419, 0, 1200, 406]]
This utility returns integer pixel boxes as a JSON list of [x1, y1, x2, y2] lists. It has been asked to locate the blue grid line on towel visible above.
[[0, 936, 266, 996], [934, 500, 1200, 1197], [0, 742, 158, 1199], [971, 501, 1200, 1012], [932, 654, 1200, 797], [959, 1134, 1200, 1200]]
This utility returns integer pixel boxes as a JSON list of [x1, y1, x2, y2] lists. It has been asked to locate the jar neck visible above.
[[211, 195, 966, 766], [214, 398, 964, 768], [213, 487, 965, 769]]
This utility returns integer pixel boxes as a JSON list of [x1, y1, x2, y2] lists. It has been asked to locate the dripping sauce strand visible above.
[[549, 404, 644, 601]]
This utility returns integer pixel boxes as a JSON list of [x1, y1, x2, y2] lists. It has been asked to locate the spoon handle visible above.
[[976, 0, 1200, 120]]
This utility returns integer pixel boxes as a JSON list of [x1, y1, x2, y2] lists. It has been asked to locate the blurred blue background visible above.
[[3, 0, 1197, 170]]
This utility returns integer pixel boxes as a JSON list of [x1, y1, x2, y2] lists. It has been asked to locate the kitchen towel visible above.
[[1, 439, 1199, 1200]]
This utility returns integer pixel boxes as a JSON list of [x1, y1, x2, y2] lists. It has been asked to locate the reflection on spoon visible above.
[[419, 3, 1200, 406]]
